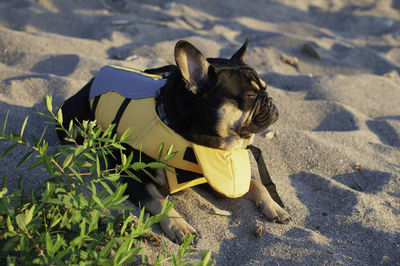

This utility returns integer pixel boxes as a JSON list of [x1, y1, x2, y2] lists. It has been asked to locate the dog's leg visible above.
[[143, 183, 198, 244], [120, 148, 197, 244], [246, 179, 291, 224]]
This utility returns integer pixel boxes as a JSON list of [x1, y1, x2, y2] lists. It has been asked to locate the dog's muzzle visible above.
[[253, 94, 278, 127], [239, 93, 278, 137]]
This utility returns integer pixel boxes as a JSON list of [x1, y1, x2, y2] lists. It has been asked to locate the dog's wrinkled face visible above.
[[213, 67, 278, 149], [174, 40, 278, 150]]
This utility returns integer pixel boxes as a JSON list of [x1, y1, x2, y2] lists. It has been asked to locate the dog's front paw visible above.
[[257, 199, 292, 224], [247, 179, 292, 224], [160, 217, 198, 244]]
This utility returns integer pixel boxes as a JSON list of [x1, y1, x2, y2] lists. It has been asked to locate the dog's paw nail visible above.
[[280, 217, 292, 224], [270, 216, 280, 223]]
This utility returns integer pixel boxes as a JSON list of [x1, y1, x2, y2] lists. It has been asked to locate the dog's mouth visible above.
[[239, 94, 278, 136]]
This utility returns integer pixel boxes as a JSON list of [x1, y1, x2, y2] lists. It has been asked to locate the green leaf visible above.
[[93, 126, 103, 139], [96, 155, 101, 178], [45, 198, 63, 206], [69, 167, 84, 183], [107, 203, 132, 211], [121, 153, 127, 166], [163, 151, 178, 162], [16, 213, 27, 232], [70, 235, 92, 248], [88, 210, 99, 233], [74, 145, 84, 156], [36, 126, 47, 146], [117, 249, 140, 265], [132, 162, 147, 171], [114, 239, 132, 263], [148, 162, 166, 169], [46, 232, 54, 257], [20, 116, 29, 138], [120, 127, 133, 142], [63, 153, 74, 168], [105, 173, 120, 182], [57, 107, 63, 124], [166, 144, 173, 156], [17, 150, 35, 168], [141, 243, 146, 264], [50, 214, 62, 228], [53, 234, 66, 255], [142, 168, 157, 183], [124, 152, 134, 169], [177, 234, 196, 259], [157, 143, 164, 161], [102, 124, 115, 138], [37, 112, 53, 120], [2, 109, 10, 136], [39, 140, 48, 155], [24, 205, 35, 226], [123, 169, 142, 183], [100, 181, 114, 195], [110, 194, 129, 206], [43, 156, 54, 176], [28, 157, 44, 170], [112, 143, 125, 150], [100, 238, 115, 258], [45, 95, 53, 113], [92, 195, 104, 208], [83, 152, 96, 162], [1, 143, 18, 159], [68, 119, 73, 132], [171, 254, 178, 266], [6, 216, 14, 232], [80, 217, 87, 237], [91, 182, 97, 196]]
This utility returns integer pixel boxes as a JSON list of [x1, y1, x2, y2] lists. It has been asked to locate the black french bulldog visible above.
[[57, 40, 291, 244]]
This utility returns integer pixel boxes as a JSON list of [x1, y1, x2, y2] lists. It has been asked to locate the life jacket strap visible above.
[[111, 98, 131, 135], [248, 145, 284, 208]]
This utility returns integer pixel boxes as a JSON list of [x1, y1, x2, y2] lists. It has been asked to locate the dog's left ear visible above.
[[175, 40, 211, 94], [230, 38, 249, 63]]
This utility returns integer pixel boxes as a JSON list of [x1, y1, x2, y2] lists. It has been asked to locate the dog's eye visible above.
[[246, 92, 258, 98]]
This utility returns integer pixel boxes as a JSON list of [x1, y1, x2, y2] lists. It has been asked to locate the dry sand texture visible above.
[[1, 0, 400, 265]]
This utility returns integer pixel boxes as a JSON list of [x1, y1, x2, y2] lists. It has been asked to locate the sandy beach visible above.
[[1, 0, 399, 264]]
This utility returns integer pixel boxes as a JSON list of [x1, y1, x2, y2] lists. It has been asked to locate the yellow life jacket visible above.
[[89, 65, 251, 198]]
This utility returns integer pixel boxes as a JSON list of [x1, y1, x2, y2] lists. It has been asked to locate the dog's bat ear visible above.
[[230, 38, 249, 63], [175, 40, 210, 94]]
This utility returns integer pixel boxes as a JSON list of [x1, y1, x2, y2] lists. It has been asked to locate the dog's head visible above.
[[166, 39, 278, 150]]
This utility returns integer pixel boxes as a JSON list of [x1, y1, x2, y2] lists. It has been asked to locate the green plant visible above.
[[0, 95, 213, 265]]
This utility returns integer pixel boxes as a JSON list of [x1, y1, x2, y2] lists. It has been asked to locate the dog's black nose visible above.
[[261, 94, 272, 105]]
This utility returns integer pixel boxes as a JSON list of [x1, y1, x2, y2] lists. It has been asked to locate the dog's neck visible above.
[[156, 72, 225, 149]]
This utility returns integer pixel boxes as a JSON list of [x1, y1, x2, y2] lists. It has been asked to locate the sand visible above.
[[0, 0, 399, 264]]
